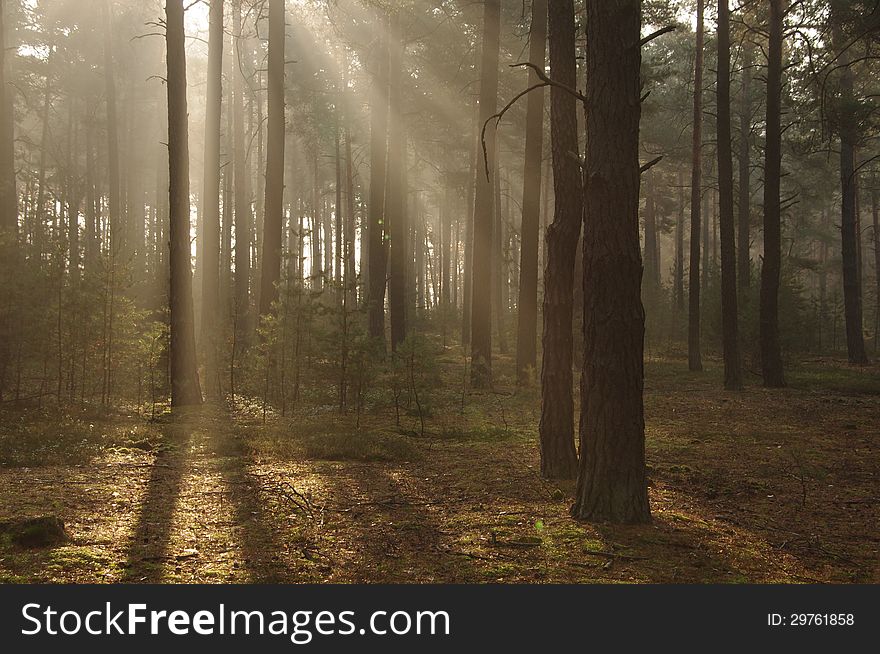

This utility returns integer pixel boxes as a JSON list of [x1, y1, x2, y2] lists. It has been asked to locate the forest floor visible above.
[[1, 351, 878, 584]]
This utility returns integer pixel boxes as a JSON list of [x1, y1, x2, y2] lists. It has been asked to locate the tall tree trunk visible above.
[[573, 0, 650, 524], [387, 12, 408, 351], [84, 119, 98, 274], [643, 168, 659, 303], [343, 51, 356, 309], [737, 44, 752, 292], [102, 0, 121, 259], [717, 0, 743, 390], [688, 0, 704, 372], [201, 0, 223, 398], [259, 0, 285, 318], [760, 0, 787, 386], [0, 0, 13, 236], [515, 0, 547, 382], [367, 19, 389, 345], [834, 17, 869, 364], [538, 0, 580, 480], [872, 184, 879, 351], [493, 163, 507, 353], [675, 169, 685, 314], [470, 0, 501, 387], [232, 0, 251, 342], [462, 100, 478, 347], [166, 0, 203, 407]]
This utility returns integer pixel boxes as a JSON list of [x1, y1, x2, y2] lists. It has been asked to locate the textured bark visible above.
[[367, 20, 389, 344], [573, 0, 650, 525], [259, 0, 285, 318], [760, 0, 786, 386], [470, 0, 501, 387], [688, 0, 704, 372], [717, 0, 743, 390], [166, 0, 203, 407], [737, 44, 752, 292], [515, 0, 547, 382], [201, 0, 223, 398], [538, 0, 580, 480], [387, 13, 407, 351]]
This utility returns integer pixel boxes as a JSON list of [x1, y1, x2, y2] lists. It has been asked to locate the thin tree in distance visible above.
[[515, 0, 547, 384], [688, 0, 705, 373], [259, 0, 286, 319], [717, 0, 743, 390], [470, 0, 501, 388], [201, 0, 223, 399]]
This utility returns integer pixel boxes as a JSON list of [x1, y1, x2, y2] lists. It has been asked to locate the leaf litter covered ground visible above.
[[1, 354, 878, 584]]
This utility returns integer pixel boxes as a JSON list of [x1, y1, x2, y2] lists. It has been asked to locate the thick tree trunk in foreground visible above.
[[259, 0, 285, 318], [760, 0, 786, 386], [201, 0, 223, 399], [515, 0, 547, 383], [538, 0, 579, 480], [717, 0, 743, 390], [688, 0, 704, 372], [470, 0, 501, 387], [166, 0, 203, 407], [573, 0, 650, 524]]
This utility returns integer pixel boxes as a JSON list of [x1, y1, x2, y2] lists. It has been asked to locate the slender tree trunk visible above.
[[493, 163, 507, 354], [343, 52, 356, 309], [201, 0, 223, 398], [717, 0, 742, 390], [688, 0, 704, 372], [387, 12, 408, 351], [233, 0, 251, 343], [834, 18, 869, 364], [103, 0, 121, 259], [0, 0, 13, 236], [871, 184, 879, 351], [259, 0, 285, 318], [367, 19, 389, 345], [643, 168, 659, 303], [675, 170, 685, 314], [538, 0, 580, 480], [470, 0, 501, 387], [84, 119, 98, 274], [737, 44, 752, 292], [515, 0, 547, 382], [462, 100, 478, 347], [573, 0, 650, 524], [760, 0, 787, 386], [166, 0, 203, 407]]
